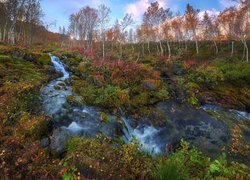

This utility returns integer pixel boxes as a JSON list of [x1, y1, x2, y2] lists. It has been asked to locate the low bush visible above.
[[152, 140, 249, 179], [95, 85, 130, 109], [188, 65, 224, 86], [215, 60, 250, 86], [63, 136, 153, 179], [19, 112, 49, 139]]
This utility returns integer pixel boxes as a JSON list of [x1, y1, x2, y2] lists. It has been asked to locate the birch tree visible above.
[[217, 7, 237, 57], [143, 1, 172, 56], [184, 4, 200, 55], [119, 13, 134, 58], [202, 11, 220, 55], [98, 4, 111, 60]]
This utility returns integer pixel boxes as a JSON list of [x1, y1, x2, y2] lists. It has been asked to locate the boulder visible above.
[[50, 128, 71, 155], [54, 82, 67, 90], [147, 100, 231, 157]]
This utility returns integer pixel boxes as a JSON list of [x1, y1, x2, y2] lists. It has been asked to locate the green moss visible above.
[[187, 94, 199, 106], [0, 50, 49, 124], [141, 56, 153, 64], [0, 55, 12, 63], [19, 112, 48, 139], [38, 54, 51, 66], [72, 80, 98, 105], [153, 87, 169, 100], [61, 51, 78, 58], [185, 82, 200, 91], [99, 112, 109, 123], [78, 61, 91, 73]]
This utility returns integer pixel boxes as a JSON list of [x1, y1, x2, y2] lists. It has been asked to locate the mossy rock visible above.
[[66, 95, 83, 106], [99, 112, 109, 123], [38, 54, 51, 66]]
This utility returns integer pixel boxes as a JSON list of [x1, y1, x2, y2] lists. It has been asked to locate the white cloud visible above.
[[125, 0, 151, 21], [198, 9, 220, 20], [219, 0, 238, 8], [125, 0, 176, 22]]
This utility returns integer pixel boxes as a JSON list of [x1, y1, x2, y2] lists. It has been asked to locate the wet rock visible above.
[[65, 78, 71, 86], [54, 82, 67, 90], [143, 81, 157, 91], [47, 66, 56, 73], [50, 128, 71, 155], [58, 82, 66, 87], [203, 92, 216, 104], [11, 50, 25, 59], [23, 53, 36, 62], [101, 122, 124, 137], [151, 100, 231, 157], [49, 72, 64, 81], [41, 138, 49, 148]]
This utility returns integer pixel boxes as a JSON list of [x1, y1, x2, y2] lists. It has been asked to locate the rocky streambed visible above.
[[41, 55, 250, 159]]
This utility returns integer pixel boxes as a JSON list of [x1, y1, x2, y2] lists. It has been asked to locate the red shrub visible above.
[[70, 47, 96, 60], [184, 59, 196, 69], [91, 59, 159, 86]]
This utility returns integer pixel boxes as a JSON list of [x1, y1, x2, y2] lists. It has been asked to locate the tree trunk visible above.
[[157, 45, 160, 55], [213, 40, 218, 55], [102, 40, 105, 60], [167, 40, 171, 59], [8, 28, 15, 44], [244, 40, 249, 62], [147, 41, 151, 54], [241, 39, 246, 61], [195, 39, 199, 55], [142, 42, 145, 56], [3, 26, 7, 42], [231, 41, 234, 57], [185, 40, 187, 52], [159, 40, 164, 56]]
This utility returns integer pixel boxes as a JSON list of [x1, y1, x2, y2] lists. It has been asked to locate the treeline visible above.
[[0, 0, 68, 45], [0, 0, 249, 61], [68, 0, 249, 61]]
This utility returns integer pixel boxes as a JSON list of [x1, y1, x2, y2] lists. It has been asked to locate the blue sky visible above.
[[41, 0, 237, 32]]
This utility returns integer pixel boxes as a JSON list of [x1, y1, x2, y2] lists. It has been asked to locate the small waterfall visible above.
[[229, 110, 250, 120], [41, 55, 72, 115], [121, 117, 162, 154], [50, 55, 69, 80], [66, 122, 84, 134], [202, 105, 250, 120], [121, 117, 134, 142]]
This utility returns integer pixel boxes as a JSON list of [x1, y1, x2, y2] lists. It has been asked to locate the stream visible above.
[[41, 55, 250, 157]]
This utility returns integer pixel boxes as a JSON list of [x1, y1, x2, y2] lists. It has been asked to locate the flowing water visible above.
[[41, 55, 250, 156], [41, 55, 71, 115]]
